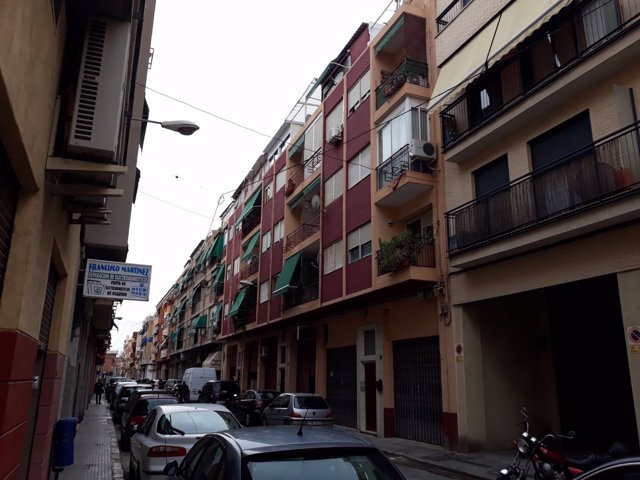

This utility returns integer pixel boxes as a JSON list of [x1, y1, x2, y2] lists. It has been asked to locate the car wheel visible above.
[[244, 413, 252, 427]]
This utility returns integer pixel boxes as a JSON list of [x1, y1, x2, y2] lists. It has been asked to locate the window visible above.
[[347, 222, 372, 263], [223, 229, 228, 246], [224, 303, 229, 317], [364, 329, 376, 355], [324, 169, 344, 206], [325, 102, 344, 142], [348, 146, 371, 189], [262, 230, 271, 253], [304, 116, 323, 163], [228, 226, 234, 241], [273, 220, 284, 243], [259, 280, 269, 303], [264, 182, 273, 202], [275, 169, 285, 191], [474, 155, 509, 198], [323, 239, 343, 274], [233, 257, 240, 276], [226, 265, 232, 280], [348, 69, 371, 113], [378, 99, 427, 164]]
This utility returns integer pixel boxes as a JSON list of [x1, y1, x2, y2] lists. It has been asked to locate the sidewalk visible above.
[[55, 402, 123, 480]]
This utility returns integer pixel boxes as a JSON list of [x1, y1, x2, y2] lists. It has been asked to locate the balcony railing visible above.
[[240, 255, 259, 280], [446, 122, 640, 254], [441, 0, 640, 149], [283, 280, 319, 310], [240, 214, 260, 238], [376, 59, 428, 109], [377, 232, 436, 275], [436, 0, 473, 32], [377, 144, 434, 189], [285, 215, 320, 251]]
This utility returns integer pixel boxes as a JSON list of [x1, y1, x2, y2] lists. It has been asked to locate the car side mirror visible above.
[[163, 460, 179, 477]]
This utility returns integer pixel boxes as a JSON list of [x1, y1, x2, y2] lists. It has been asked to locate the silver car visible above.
[[262, 393, 333, 426], [129, 404, 241, 480]]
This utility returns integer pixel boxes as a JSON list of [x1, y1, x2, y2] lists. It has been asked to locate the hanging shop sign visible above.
[[83, 259, 152, 301]]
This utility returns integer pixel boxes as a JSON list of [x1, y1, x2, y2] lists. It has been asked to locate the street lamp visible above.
[[130, 118, 200, 135]]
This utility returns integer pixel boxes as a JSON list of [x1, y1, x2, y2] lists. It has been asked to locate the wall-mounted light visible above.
[[130, 117, 200, 135]]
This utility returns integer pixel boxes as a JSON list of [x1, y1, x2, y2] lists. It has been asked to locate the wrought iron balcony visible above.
[[446, 122, 640, 254], [441, 0, 640, 150], [377, 144, 434, 189], [376, 59, 428, 109], [436, 0, 473, 32], [240, 214, 260, 238], [283, 280, 319, 310], [240, 255, 259, 280], [285, 215, 320, 252]]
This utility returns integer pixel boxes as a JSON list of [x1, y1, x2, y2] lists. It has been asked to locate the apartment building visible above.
[[0, 0, 155, 477], [432, 0, 640, 451]]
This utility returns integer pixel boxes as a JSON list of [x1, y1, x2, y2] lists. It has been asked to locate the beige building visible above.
[[432, 0, 640, 451]]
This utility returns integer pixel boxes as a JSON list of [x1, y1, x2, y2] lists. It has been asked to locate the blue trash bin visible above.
[[52, 417, 77, 468]]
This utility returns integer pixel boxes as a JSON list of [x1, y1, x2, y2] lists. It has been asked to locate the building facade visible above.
[[432, 0, 640, 451], [0, 0, 155, 477]]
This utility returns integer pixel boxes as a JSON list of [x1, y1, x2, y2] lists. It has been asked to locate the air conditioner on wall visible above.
[[409, 139, 437, 161], [327, 124, 343, 145], [67, 16, 132, 162]]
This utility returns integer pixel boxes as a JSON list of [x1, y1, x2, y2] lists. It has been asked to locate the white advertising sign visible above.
[[83, 259, 152, 301]]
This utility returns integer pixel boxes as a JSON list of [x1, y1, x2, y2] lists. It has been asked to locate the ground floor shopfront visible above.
[[222, 293, 458, 447], [450, 223, 640, 452]]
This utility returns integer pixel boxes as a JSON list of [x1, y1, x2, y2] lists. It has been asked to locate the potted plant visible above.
[[378, 230, 431, 274]]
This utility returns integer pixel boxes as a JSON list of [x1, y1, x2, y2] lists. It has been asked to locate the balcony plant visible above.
[[378, 229, 431, 273]]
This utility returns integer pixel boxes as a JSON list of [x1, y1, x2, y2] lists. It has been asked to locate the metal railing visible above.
[[376, 59, 428, 109], [436, 0, 473, 32], [441, 0, 640, 149], [283, 280, 319, 310], [377, 232, 436, 275], [446, 122, 640, 253], [240, 255, 259, 280], [240, 214, 260, 238], [377, 144, 434, 189], [285, 215, 320, 251], [288, 166, 305, 194]]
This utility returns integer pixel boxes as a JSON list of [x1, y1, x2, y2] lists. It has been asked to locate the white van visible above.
[[182, 367, 217, 402]]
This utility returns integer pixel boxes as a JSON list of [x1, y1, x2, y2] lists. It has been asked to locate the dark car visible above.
[[163, 426, 407, 480], [119, 392, 177, 450], [112, 385, 152, 424], [228, 389, 280, 426], [197, 380, 240, 405]]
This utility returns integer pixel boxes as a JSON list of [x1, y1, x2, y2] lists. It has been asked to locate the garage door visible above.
[[326, 346, 357, 429]]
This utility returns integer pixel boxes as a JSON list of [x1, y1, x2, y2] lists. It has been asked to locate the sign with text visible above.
[[83, 259, 152, 301]]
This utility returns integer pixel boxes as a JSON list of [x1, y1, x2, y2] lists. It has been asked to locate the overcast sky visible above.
[[110, 0, 397, 350]]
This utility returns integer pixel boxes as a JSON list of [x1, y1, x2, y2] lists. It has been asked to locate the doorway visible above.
[[364, 362, 377, 432]]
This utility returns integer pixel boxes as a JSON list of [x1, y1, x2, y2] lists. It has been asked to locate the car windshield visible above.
[[258, 391, 278, 401], [157, 410, 240, 435], [294, 396, 329, 409], [245, 450, 403, 480]]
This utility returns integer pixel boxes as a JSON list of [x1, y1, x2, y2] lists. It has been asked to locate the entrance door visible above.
[[393, 336, 444, 445], [364, 363, 377, 432], [326, 346, 357, 429]]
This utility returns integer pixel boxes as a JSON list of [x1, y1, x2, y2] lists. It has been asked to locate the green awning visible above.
[[236, 188, 262, 225], [303, 176, 321, 196], [229, 288, 248, 316], [196, 248, 207, 267], [207, 235, 224, 261], [375, 15, 404, 55], [289, 135, 305, 156], [213, 264, 225, 285], [273, 253, 301, 296], [288, 191, 304, 209], [193, 315, 208, 329], [241, 231, 260, 261], [171, 331, 178, 342]]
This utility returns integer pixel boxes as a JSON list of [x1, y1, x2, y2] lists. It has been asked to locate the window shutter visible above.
[[474, 155, 509, 198]]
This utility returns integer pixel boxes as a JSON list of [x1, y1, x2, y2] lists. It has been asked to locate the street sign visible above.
[[83, 259, 152, 301], [628, 326, 640, 353]]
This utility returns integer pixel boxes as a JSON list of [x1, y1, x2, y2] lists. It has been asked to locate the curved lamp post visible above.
[[131, 118, 200, 135]]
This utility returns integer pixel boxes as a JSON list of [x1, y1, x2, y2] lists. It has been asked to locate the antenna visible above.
[[297, 407, 309, 436]]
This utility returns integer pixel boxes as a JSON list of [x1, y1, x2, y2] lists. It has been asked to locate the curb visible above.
[[107, 412, 124, 480]]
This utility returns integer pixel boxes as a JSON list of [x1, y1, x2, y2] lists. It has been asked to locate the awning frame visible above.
[[273, 253, 302, 296]]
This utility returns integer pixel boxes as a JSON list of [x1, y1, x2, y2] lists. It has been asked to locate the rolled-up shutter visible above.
[[0, 144, 18, 297]]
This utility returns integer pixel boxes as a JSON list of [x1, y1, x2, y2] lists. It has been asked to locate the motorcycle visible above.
[[498, 408, 632, 480]]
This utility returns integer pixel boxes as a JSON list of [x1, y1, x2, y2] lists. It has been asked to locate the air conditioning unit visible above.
[[409, 139, 437, 161], [67, 17, 132, 162], [327, 124, 343, 145], [259, 346, 268, 358]]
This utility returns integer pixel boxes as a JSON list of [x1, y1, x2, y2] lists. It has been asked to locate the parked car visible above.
[[182, 367, 217, 402], [164, 379, 182, 391], [228, 389, 280, 426], [197, 380, 240, 405], [112, 384, 152, 424], [105, 376, 130, 403], [162, 426, 406, 480], [119, 392, 178, 450], [110, 381, 137, 410], [262, 393, 333, 426], [129, 404, 241, 480]]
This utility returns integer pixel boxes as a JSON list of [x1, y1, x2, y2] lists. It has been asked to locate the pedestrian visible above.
[[177, 382, 189, 403], [94, 379, 105, 404]]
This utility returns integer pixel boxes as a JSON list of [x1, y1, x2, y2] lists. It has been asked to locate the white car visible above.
[[129, 404, 241, 480]]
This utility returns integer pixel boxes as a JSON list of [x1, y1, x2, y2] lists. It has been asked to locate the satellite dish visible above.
[[311, 195, 321, 210]]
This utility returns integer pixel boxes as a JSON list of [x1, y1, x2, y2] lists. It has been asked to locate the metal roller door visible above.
[[0, 145, 18, 297], [393, 336, 444, 445], [326, 346, 357, 429]]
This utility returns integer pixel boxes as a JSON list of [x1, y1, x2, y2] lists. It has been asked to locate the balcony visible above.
[[436, 0, 473, 33], [441, 0, 640, 150], [283, 280, 319, 310], [240, 255, 259, 280], [375, 145, 435, 207], [376, 59, 428, 109], [446, 122, 640, 254], [285, 215, 320, 252], [377, 230, 436, 275]]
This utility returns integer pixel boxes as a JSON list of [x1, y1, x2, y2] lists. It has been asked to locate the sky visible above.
[[109, 0, 398, 350]]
